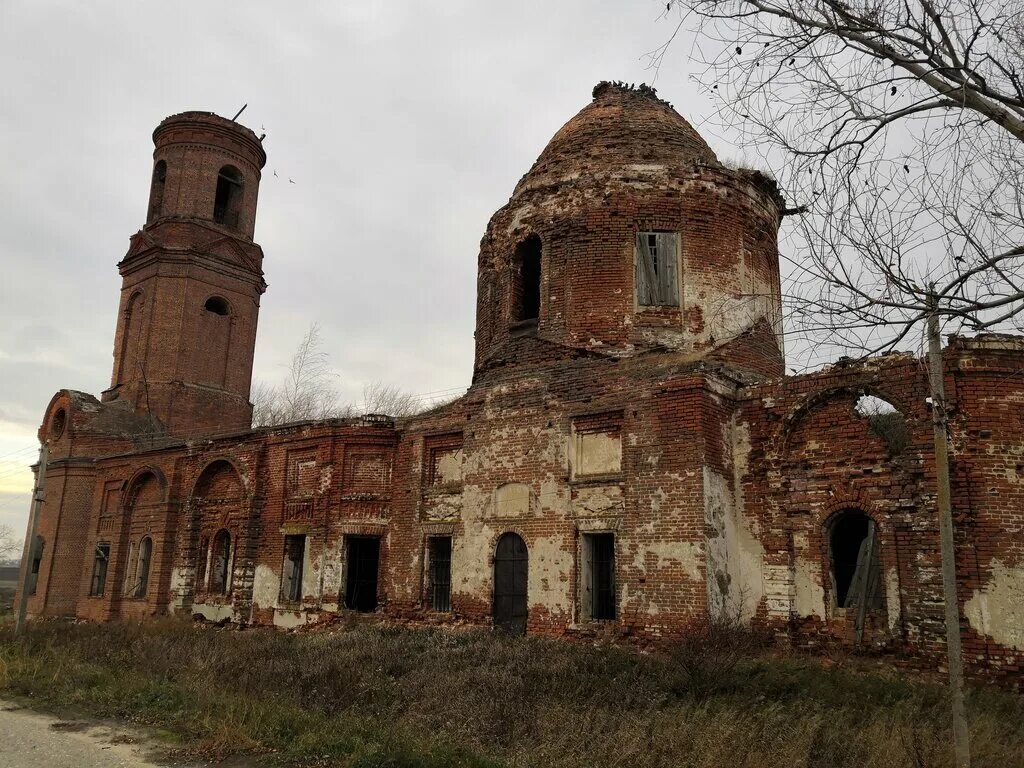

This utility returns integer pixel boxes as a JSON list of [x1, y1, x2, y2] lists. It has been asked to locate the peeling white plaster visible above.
[[885, 567, 902, 631], [252, 563, 279, 610], [793, 557, 826, 619], [965, 560, 1024, 651], [191, 602, 234, 622]]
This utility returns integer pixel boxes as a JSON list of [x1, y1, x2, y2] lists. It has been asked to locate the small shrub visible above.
[[665, 618, 773, 699]]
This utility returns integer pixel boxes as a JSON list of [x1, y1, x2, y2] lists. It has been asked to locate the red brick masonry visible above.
[[18, 84, 1024, 686]]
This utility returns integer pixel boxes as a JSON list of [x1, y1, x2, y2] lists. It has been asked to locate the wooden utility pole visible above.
[[14, 441, 48, 635], [926, 292, 971, 768]]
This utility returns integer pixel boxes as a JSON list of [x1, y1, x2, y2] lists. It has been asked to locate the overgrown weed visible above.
[[0, 618, 1021, 767]]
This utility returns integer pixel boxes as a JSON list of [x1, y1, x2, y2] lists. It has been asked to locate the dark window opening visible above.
[[195, 536, 209, 593], [830, 512, 882, 610], [427, 536, 452, 612], [90, 543, 110, 597], [636, 231, 680, 307], [282, 535, 306, 602], [583, 533, 616, 621], [213, 165, 243, 228], [211, 529, 231, 595], [345, 536, 380, 612], [511, 235, 542, 325], [27, 536, 44, 596], [134, 537, 153, 598], [493, 532, 528, 635], [148, 160, 167, 223], [203, 296, 230, 316], [50, 408, 67, 440]]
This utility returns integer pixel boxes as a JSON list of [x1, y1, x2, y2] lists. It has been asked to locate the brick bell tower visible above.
[[102, 112, 267, 438]]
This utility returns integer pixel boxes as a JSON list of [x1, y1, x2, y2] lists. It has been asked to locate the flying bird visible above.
[[273, 170, 278, 177], [289, 178, 296, 184]]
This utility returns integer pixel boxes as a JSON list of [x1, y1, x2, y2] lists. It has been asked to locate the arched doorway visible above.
[[493, 533, 528, 635], [827, 510, 884, 643]]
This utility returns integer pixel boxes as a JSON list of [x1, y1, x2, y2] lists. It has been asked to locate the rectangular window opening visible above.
[[427, 536, 453, 612], [282, 534, 306, 603], [582, 533, 616, 621], [636, 231, 680, 307], [90, 543, 111, 597]]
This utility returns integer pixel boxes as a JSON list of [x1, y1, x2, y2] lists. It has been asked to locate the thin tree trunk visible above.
[[926, 294, 971, 768]]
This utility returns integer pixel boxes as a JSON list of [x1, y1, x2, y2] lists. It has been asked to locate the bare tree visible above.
[[654, 2, 1024, 764], [360, 381, 422, 418], [250, 323, 428, 425], [251, 323, 341, 426], [656, 0, 1024, 361], [0, 524, 22, 564]]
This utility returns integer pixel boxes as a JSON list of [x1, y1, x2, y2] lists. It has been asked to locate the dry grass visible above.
[[0, 619, 1021, 767]]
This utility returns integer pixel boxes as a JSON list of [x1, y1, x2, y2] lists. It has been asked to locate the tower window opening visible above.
[[204, 296, 230, 316], [829, 512, 883, 611], [213, 165, 243, 228], [636, 231, 679, 307], [148, 161, 166, 223], [511, 235, 542, 325]]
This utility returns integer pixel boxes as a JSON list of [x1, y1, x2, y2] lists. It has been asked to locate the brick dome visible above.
[[513, 82, 719, 197]]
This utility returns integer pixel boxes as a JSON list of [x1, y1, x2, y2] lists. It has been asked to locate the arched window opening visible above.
[[829, 512, 883, 612], [195, 536, 210, 593], [203, 296, 230, 316], [122, 540, 135, 595], [134, 537, 153, 598], [511, 235, 541, 325], [147, 160, 167, 223], [855, 395, 910, 455], [50, 408, 67, 440], [211, 529, 232, 595], [213, 165, 243, 228], [26, 536, 44, 596]]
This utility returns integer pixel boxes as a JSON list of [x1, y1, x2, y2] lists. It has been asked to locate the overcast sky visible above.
[[0, 1, 765, 538]]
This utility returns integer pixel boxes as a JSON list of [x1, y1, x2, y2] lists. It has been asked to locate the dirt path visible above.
[[0, 698, 193, 767]]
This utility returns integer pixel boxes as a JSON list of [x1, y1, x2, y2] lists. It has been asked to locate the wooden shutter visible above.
[[656, 233, 679, 306], [635, 233, 658, 306]]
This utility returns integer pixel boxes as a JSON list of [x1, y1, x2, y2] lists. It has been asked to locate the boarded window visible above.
[[26, 536, 44, 596], [343, 447, 391, 494], [428, 445, 463, 487], [289, 454, 318, 497], [635, 232, 679, 307], [282, 535, 306, 602], [211, 529, 232, 595], [572, 419, 622, 478], [90, 543, 110, 597], [134, 537, 153, 598], [427, 537, 452, 612], [582, 533, 616, 621], [213, 165, 243, 228]]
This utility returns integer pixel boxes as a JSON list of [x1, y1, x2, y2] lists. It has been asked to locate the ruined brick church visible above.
[[18, 83, 1024, 681]]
